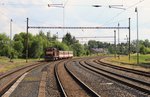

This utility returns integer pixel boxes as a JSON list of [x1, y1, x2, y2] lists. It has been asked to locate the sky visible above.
[[0, 0, 150, 44]]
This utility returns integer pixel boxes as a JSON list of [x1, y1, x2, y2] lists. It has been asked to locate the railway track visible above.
[[1, 57, 149, 96], [95, 59, 150, 77], [79, 59, 150, 95], [54, 60, 101, 97], [0, 61, 47, 96]]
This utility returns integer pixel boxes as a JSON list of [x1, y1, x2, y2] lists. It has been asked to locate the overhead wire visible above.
[[0, 0, 65, 33], [0, 3, 45, 6], [62, 0, 69, 33], [0, 9, 26, 34], [0, 1, 50, 8], [29, 18, 62, 27], [104, 18, 128, 26], [102, 0, 145, 26], [0, 0, 147, 37]]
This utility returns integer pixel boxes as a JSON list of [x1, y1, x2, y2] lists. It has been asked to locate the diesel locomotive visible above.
[[45, 47, 73, 61]]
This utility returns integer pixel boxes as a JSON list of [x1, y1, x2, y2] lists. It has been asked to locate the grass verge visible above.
[[0, 57, 43, 73], [107, 54, 150, 68]]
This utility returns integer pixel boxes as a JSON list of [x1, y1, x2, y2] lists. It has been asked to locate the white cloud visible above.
[[0, 0, 150, 42]]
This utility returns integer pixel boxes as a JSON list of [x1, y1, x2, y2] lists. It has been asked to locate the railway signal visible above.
[[26, 18, 29, 63]]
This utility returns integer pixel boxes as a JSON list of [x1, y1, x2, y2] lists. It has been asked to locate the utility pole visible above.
[[126, 35, 128, 54], [63, 7, 65, 33], [26, 18, 29, 63], [135, 7, 139, 65], [114, 30, 116, 58], [118, 23, 120, 59], [10, 19, 13, 62], [56, 32, 58, 40], [48, 4, 65, 33], [128, 18, 131, 61], [56, 32, 58, 49]]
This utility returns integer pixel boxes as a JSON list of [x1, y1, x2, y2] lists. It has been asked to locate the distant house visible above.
[[90, 48, 108, 54]]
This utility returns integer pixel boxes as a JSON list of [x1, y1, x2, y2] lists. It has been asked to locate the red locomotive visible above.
[[45, 47, 73, 61]]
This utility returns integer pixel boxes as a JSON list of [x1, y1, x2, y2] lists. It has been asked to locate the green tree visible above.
[[0, 33, 11, 57], [13, 32, 27, 58], [83, 44, 90, 56], [52, 41, 70, 51], [140, 45, 146, 54], [13, 41, 24, 57], [145, 47, 150, 54], [143, 39, 150, 47], [30, 36, 43, 58], [88, 40, 98, 48], [71, 43, 84, 56], [62, 33, 78, 46], [46, 31, 51, 41]]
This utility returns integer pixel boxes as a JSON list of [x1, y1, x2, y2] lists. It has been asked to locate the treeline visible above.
[[0, 31, 150, 59], [0, 31, 90, 59], [88, 39, 150, 55]]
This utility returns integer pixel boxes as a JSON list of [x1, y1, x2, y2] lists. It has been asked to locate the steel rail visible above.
[[79, 60, 150, 95], [54, 61, 68, 97], [0, 62, 43, 80], [96, 59, 150, 77], [0, 62, 46, 96], [85, 61, 150, 86], [54, 59, 101, 97], [64, 62, 101, 97]]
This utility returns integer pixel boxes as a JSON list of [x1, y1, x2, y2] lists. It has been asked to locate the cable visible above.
[[64, 0, 69, 7], [102, 0, 145, 26], [0, 2, 49, 8], [0, 9, 11, 21], [30, 18, 58, 27], [104, 18, 128, 26], [0, 11, 26, 33]]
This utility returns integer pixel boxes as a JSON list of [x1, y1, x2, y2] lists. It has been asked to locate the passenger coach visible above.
[[45, 47, 73, 61]]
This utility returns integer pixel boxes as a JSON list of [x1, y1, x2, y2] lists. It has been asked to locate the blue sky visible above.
[[0, 0, 150, 43]]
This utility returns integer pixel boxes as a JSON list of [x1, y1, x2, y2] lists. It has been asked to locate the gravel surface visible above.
[[46, 61, 61, 97], [0, 62, 43, 90], [101, 58, 150, 72], [3, 57, 149, 97], [89, 60, 150, 83], [0, 67, 31, 89], [66, 60, 149, 97], [57, 60, 91, 97], [9, 63, 49, 97]]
